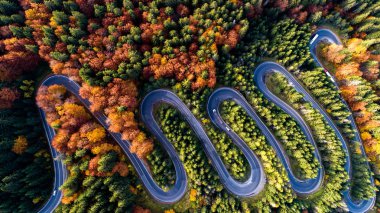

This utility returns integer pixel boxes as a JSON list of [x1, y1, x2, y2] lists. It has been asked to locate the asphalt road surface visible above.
[[309, 28, 375, 212], [37, 109, 67, 213], [38, 29, 375, 212], [253, 62, 324, 195], [38, 75, 188, 210], [141, 89, 265, 197]]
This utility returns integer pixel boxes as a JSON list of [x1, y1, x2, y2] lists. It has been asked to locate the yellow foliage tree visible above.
[[12, 136, 28, 155], [91, 143, 118, 155], [47, 85, 66, 98], [51, 119, 61, 129], [32, 197, 42, 204], [86, 127, 106, 143], [347, 38, 370, 63], [189, 188, 197, 202], [61, 103, 90, 119], [361, 132, 372, 141], [365, 142, 380, 161], [61, 192, 78, 204]]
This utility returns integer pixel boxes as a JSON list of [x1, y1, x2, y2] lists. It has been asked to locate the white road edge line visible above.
[[325, 71, 335, 82], [310, 34, 319, 45]]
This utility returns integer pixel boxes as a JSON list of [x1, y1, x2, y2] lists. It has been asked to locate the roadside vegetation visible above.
[[0, 2, 52, 211], [36, 84, 138, 211], [1, 0, 380, 212], [267, 71, 374, 201]]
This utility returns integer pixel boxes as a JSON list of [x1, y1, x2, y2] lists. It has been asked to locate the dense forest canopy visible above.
[[0, 0, 380, 212]]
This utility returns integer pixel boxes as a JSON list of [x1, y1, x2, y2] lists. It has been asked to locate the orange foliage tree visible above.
[[37, 84, 135, 178], [23, 1, 251, 90], [321, 38, 379, 83], [0, 1, 41, 82], [80, 78, 153, 158], [320, 39, 380, 172], [12, 135, 28, 155], [0, 38, 41, 81], [61, 191, 78, 205]]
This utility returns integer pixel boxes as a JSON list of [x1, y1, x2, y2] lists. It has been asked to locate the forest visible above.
[[0, 0, 380, 212]]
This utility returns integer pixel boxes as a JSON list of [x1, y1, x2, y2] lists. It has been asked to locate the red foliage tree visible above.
[[274, 0, 289, 12], [75, 0, 101, 17], [80, 78, 153, 158], [133, 206, 151, 213], [287, 6, 308, 23], [0, 87, 19, 109], [0, 38, 41, 81]]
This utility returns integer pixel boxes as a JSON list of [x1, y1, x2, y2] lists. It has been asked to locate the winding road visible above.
[[37, 75, 189, 211], [309, 29, 375, 212], [37, 110, 67, 213], [37, 29, 375, 212], [207, 87, 323, 195]]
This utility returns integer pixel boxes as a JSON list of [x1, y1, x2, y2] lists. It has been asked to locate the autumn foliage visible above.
[[3, 0, 380, 211], [79, 78, 153, 158], [133, 206, 151, 213], [284, 2, 334, 24], [23, 1, 250, 89], [36, 85, 129, 177], [0, 38, 41, 81], [12, 135, 28, 155], [320, 38, 380, 171], [0, 1, 41, 82], [17, 0, 255, 168], [0, 87, 19, 109], [61, 191, 78, 205]]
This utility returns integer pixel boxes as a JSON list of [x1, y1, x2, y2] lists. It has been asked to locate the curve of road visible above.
[[37, 75, 188, 211], [141, 90, 265, 197], [37, 29, 375, 212], [37, 109, 66, 213], [252, 63, 325, 195], [207, 87, 324, 195], [37, 73, 324, 212], [309, 28, 375, 212]]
